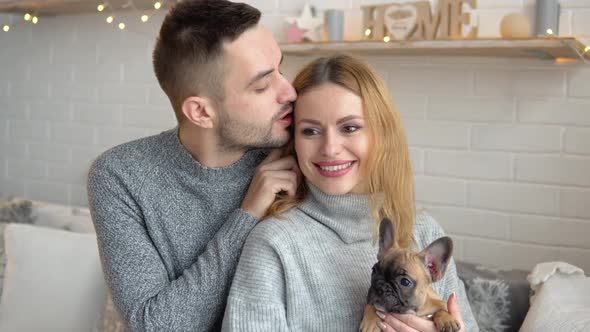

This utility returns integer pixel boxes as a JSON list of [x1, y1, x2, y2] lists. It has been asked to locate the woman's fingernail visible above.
[[452, 291, 457, 299], [378, 321, 388, 331], [376, 311, 386, 319]]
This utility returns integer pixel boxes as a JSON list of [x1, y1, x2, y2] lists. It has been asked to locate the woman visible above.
[[222, 55, 478, 332]]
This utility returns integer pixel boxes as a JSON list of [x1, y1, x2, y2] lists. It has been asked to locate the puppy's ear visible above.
[[420, 236, 453, 282], [378, 218, 396, 261]]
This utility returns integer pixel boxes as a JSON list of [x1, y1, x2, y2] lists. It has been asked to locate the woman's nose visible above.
[[320, 131, 342, 157]]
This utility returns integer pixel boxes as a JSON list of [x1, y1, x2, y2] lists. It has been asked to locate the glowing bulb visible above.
[[154, 1, 161, 9], [106, 16, 114, 23], [383, 36, 391, 42], [118, 22, 125, 30], [24, 13, 31, 21], [141, 15, 149, 22], [32, 16, 38, 24], [585, 46, 590, 53], [2, 25, 9, 32], [97, 4, 105, 11], [364, 28, 371, 37], [546, 28, 553, 35], [554, 57, 577, 65]]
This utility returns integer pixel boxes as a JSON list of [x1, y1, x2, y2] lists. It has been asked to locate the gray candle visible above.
[[325, 9, 344, 41], [535, 0, 560, 36]]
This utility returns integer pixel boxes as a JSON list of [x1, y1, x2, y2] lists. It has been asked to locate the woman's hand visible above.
[[375, 293, 464, 332]]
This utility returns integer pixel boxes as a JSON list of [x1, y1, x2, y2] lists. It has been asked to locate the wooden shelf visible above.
[[0, 0, 164, 15], [280, 38, 589, 61]]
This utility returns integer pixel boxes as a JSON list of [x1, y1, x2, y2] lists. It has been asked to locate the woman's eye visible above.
[[301, 128, 320, 136], [400, 277, 413, 287], [342, 125, 361, 133]]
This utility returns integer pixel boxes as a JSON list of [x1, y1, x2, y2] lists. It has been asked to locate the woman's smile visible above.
[[314, 160, 357, 177]]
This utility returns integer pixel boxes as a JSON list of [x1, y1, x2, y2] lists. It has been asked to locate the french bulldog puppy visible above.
[[360, 218, 460, 332]]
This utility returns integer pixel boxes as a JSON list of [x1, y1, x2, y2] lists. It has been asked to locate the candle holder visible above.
[[324, 9, 344, 41], [535, 0, 560, 36]]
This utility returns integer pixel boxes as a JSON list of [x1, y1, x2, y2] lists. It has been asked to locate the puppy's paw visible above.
[[433, 310, 461, 332], [359, 317, 382, 332], [360, 305, 382, 332]]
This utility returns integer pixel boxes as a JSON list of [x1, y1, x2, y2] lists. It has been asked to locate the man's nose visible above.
[[278, 75, 297, 104]]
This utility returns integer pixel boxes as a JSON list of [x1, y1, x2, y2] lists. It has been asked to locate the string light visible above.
[[96, 0, 166, 27], [585, 46, 590, 53], [546, 28, 554, 35], [383, 36, 390, 42], [2, 0, 165, 32], [554, 57, 577, 64], [364, 28, 371, 37]]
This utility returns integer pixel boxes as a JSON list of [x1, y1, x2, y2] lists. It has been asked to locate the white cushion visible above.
[[520, 273, 590, 331], [32, 201, 94, 233], [0, 223, 107, 331]]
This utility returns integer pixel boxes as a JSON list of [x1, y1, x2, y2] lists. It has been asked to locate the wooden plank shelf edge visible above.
[[280, 38, 590, 62]]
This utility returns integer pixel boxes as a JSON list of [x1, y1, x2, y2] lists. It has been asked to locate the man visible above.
[[87, 0, 298, 330]]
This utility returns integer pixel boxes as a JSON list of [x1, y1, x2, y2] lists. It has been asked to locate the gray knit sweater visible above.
[[87, 128, 267, 331], [222, 183, 479, 331]]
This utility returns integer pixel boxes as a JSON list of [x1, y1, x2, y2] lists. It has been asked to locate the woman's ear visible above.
[[181, 96, 216, 129]]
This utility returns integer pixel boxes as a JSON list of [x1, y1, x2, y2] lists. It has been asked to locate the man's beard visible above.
[[216, 105, 291, 152]]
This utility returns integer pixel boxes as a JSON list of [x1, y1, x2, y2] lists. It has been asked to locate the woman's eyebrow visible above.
[[297, 115, 363, 126]]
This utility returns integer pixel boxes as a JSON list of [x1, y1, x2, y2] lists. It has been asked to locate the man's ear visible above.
[[181, 96, 216, 129]]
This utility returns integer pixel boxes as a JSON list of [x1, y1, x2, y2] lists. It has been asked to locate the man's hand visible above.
[[241, 149, 300, 220]]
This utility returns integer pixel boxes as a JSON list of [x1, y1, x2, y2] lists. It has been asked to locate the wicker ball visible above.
[[500, 13, 532, 39]]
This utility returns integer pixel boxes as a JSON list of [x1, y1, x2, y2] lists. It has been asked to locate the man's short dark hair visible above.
[[153, 0, 261, 123]]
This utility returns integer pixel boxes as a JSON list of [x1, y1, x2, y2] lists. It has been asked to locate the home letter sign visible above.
[[362, 0, 477, 41]]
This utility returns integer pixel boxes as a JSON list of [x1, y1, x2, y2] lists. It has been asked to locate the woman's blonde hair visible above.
[[265, 54, 415, 248]]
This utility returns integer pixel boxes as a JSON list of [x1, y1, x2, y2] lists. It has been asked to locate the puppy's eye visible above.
[[400, 277, 413, 287]]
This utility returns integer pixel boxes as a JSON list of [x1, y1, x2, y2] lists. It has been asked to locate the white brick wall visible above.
[[471, 125, 561, 152], [565, 128, 590, 154], [0, 0, 589, 272]]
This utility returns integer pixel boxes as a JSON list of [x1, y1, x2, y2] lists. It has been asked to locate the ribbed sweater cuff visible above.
[[222, 208, 258, 244], [222, 296, 288, 332]]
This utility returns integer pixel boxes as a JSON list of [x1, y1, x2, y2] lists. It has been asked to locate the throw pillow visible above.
[[456, 261, 530, 332], [32, 201, 95, 233], [520, 273, 590, 332], [0, 223, 107, 331], [0, 222, 6, 299], [0, 197, 34, 224]]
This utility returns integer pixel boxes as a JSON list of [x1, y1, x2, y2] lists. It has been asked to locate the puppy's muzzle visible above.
[[367, 264, 409, 313]]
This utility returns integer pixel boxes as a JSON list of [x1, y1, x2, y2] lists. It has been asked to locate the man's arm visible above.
[[88, 150, 299, 331], [87, 160, 258, 332]]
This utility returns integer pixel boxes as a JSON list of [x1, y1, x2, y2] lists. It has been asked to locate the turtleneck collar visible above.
[[297, 181, 374, 244], [165, 127, 269, 182]]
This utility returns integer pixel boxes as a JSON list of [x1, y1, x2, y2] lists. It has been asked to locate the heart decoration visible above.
[[384, 3, 418, 40]]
